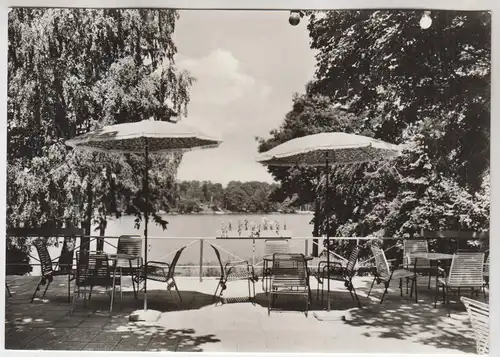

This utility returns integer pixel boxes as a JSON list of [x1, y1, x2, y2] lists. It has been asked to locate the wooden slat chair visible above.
[[210, 244, 258, 304], [483, 254, 489, 288], [262, 239, 289, 293], [367, 245, 416, 303], [403, 239, 433, 289], [460, 297, 489, 355], [31, 238, 76, 303], [314, 245, 361, 307], [268, 253, 309, 317], [134, 246, 186, 305], [436, 252, 485, 316], [70, 251, 121, 316], [115, 235, 142, 299]]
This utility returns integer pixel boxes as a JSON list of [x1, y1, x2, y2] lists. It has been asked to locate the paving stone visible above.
[[146, 343, 178, 351], [5, 327, 49, 349], [83, 342, 119, 351], [91, 332, 125, 343], [62, 327, 102, 342], [24, 335, 61, 350], [47, 341, 88, 350], [53, 316, 86, 328], [117, 335, 153, 349]]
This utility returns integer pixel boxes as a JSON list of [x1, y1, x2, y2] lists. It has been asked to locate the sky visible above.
[[172, 10, 317, 185]]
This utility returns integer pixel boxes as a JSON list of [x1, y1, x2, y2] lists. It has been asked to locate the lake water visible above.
[[32, 213, 319, 275]]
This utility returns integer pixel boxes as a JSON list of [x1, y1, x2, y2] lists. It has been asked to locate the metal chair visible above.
[[483, 254, 489, 288], [115, 235, 142, 299], [31, 238, 76, 303], [403, 239, 433, 289], [135, 246, 186, 305], [461, 296, 489, 355], [268, 253, 309, 317], [436, 251, 486, 316], [70, 251, 121, 315], [315, 245, 361, 307], [210, 244, 257, 304], [367, 245, 415, 303], [262, 239, 289, 293]]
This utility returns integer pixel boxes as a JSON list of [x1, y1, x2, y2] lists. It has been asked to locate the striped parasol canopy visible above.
[[256, 132, 402, 167], [256, 131, 402, 315], [66, 119, 222, 154], [66, 118, 222, 317]]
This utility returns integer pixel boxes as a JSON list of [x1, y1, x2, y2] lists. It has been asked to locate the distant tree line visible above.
[[173, 180, 287, 214]]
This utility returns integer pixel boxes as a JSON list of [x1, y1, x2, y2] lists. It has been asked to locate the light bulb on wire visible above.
[[289, 11, 301, 26], [419, 11, 432, 29]]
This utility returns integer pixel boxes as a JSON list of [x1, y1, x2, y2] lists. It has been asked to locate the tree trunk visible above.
[[96, 218, 106, 251], [80, 179, 92, 254]]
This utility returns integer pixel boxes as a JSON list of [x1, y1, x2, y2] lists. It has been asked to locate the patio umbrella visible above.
[[256, 132, 403, 313], [66, 118, 222, 315]]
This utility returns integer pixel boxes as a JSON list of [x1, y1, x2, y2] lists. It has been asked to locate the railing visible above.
[[6, 230, 488, 281]]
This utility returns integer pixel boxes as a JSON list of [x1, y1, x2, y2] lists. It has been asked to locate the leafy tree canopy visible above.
[[258, 10, 490, 257], [7, 9, 193, 237]]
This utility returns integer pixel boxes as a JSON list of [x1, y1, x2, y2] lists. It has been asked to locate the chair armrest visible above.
[[387, 258, 402, 271], [225, 260, 250, 268], [437, 266, 448, 280], [318, 261, 343, 269], [141, 262, 169, 277], [147, 261, 170, 267]]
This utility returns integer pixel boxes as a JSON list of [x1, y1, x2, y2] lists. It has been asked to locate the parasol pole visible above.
[[143, 138, 149, 311], [325, 152, 331, 311]]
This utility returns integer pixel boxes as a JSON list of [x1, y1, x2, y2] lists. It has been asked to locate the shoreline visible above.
[[162, 211, 314, 216]]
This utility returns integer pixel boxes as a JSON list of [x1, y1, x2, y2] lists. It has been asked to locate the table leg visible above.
[[119, 267, 123, 308], [110, 261, 117, 315], [263, 260, 268, 295], [414, 258, 418, 303], [252, 239, 256, 271]]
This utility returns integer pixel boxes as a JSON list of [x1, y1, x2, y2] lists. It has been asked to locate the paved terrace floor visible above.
[[4, 274, 484, 353]]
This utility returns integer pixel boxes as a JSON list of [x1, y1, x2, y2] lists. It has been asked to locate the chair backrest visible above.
[[210, 244, 225, 278], [448, 252, 485, 287], [346, 245, 361, 276], [403, 239, 430, 268], [484, 254, 489, 276], [265, 240, 290, 256], [75, 250, 87, 287], [271, 253, 307, 288], [116, 235, 142, 267], [460, 297, 489, 354], [167, 246, 186, 280], [33, 239, 54, 277], [57, 236, 76, 274], [75, 250, 109, 287], [370, 245, 391, 281], [78, 251, 111, 288]]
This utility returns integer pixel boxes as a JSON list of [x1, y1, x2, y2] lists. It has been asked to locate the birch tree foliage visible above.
[[7, 8, 193, 237]]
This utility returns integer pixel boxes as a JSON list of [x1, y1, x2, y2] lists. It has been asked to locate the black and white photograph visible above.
[[3, 3, 493, 354]]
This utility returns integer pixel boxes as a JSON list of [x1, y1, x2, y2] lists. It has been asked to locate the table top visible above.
[[409, 252, 454, 260], [263, 254, 314, 262]]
